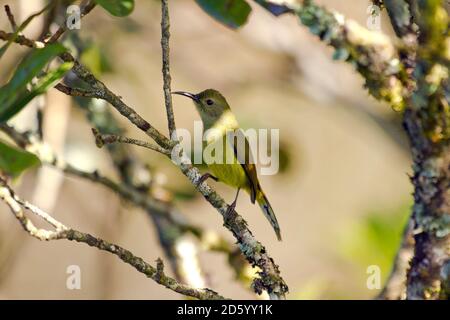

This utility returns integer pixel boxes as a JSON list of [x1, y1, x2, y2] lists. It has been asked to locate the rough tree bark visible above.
[[402, 1, 449, 300]]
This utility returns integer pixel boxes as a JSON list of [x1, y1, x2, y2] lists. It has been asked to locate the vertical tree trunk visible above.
[[404, 0, 449, 299], [403, 109, 450, 299]]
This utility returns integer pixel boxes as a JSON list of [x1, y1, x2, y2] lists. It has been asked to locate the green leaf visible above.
[[195, 0, 252, 29], [95, 0, 135, 17], [0, 44, 68, 122], [0, 140, 40, 177], [254, 0, 292, 16], [0, 62, 73, 122]]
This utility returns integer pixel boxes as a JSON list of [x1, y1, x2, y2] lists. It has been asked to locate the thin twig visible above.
[[54, 83, 99, 98], [0, 177, 68, 241], [0, 123, 186, 230], [60, 52, 175, 149], [255, 0, 406, 110], [4, 5, 17, 31], [377, 218, 414, 300], [161, 0, 177, 139], [91, 128, 171, 155], [0, 177, 225, 300], [0, 30, 45, 48], [45, 0, 96, 44]]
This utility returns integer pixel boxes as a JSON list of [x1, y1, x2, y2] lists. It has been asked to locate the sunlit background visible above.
[[0, 0, 412, 299]]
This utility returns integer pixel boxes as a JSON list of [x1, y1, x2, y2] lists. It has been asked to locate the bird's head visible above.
[[172, 89, 231, 129]]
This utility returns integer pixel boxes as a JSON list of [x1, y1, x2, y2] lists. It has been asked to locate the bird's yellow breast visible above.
[[205, 135, 249, 190]]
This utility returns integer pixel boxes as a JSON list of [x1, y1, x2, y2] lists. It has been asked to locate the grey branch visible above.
[[403, 1, 450, 300], [255, 0, 406, 110], [91, 128, 171, 155], [161, 0, 177, 139], [0, 123, 192, 234], [378, 218, 414, 299], [384, 0, 417, 38], [54, 83, 99, 98], [4, 5, 17, 31], [45, 0, 96, 44], [0, 177, 225, 300]]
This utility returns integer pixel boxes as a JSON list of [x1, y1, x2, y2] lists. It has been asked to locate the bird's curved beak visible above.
[[172, 91, 200, 103]]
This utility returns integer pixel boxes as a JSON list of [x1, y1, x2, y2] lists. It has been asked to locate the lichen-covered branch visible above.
[[175, 159, 288, 299], [384, 0, 417, 38], [402, 0, 450, 300], [255, 0, 406, 110], [0, 177, 225, 300]]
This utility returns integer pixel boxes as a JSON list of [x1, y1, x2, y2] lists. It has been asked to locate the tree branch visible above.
[[4, 5, 17, 31], [0, 123, 192, 234], [54, 83, 99, 98], [161, 0, 177, 139], [0, 30, 45, 48], [0, 177, 225, 300], [91, 128, 171, 155], [402, 0, 450, 300], [378, 218, 414, 299], [384, 0, 417, 38], [255, 0, 406, 110]]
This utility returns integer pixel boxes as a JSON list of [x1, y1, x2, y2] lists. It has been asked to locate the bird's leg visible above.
[[225, 188, 241, 217], [197, 173, 218, 186]]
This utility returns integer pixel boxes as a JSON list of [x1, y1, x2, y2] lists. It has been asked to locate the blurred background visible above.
[[0, 0, 413, 299]]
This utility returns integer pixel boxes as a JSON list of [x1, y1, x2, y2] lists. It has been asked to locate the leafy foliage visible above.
[[0, 140, 40, 177], [95, 0, 135, 17], [195, 0, 252, 29], [0, 44, 70, 122]]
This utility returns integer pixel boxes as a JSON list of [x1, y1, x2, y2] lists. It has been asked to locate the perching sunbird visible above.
[[172, 89, 282, 241]]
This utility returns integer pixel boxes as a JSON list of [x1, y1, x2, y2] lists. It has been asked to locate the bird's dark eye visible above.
[[206, 99, 214, 106]]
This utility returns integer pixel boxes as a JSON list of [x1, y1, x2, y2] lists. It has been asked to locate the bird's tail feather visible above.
[[256, 190, 282, 241]]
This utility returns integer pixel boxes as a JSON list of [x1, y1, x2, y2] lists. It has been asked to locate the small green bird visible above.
[[173, 89, 282, 241]]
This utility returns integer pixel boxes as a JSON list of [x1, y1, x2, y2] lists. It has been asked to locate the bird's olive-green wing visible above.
[[226, 129, 259, 203]]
